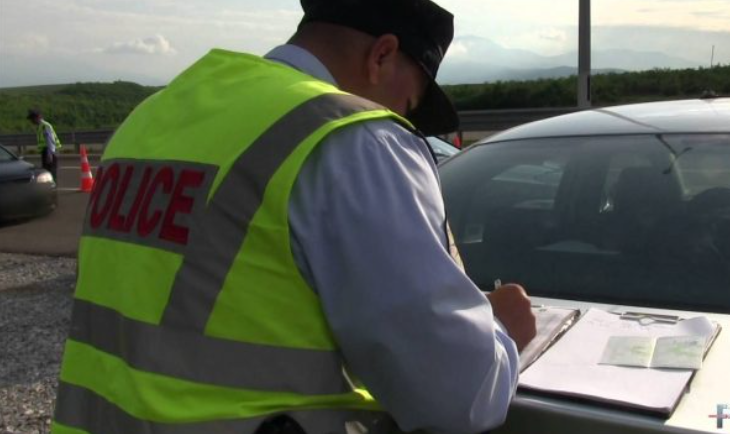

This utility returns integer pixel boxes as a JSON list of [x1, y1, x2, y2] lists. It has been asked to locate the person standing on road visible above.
[[52, 1, 537, 433], [27, 109, 61, 182]]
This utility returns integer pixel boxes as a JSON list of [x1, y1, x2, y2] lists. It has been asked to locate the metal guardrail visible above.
[[0, 107, 583, 154], [459, 107, 582, 132], [0, 130, 113, 155]]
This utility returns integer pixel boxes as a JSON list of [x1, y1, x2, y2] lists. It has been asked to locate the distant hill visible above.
[[0, 81, 161, 133], [444, 65, 730, 110], [0, 84, 71, 96], [438, 35, 700, 85], [439, 64, 624, 84], [1, 66, 728, 133]]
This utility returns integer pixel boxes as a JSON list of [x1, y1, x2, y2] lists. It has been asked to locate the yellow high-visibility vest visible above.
[[53, 48, 413, 434], [36, 119, 62, 151]]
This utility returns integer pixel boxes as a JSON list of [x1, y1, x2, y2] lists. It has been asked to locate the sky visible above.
[[0, 0, 729, 87]]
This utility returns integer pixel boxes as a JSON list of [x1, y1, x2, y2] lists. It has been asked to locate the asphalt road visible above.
[[0, 155, 99, 257]]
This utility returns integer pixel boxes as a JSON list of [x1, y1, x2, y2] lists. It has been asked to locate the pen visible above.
[[495, 278, 545, 309]]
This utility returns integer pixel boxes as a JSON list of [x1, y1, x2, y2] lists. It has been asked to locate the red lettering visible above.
[[107, 165, 135, 232], [137, 167, 174, 237], [90, 164, 120, 229], [122, 167, 153, 233], [159, 169, 204, 245]]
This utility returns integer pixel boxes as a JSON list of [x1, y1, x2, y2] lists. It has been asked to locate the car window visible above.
[[426, 136, 460, 160], [599, 153, 653, 212], [440, 134, 730, 313], [0, 146, 16, 162], [666, 135, 730, 197], [494, 160, 565, 186]]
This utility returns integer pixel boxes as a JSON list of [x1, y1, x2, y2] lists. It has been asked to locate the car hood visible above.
[[0, 159, 36, 183]]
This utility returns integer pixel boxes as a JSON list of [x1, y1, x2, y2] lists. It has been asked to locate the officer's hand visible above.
[[487, 284, 537, 352]]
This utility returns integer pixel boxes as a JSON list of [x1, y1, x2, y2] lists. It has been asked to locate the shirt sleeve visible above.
[[289, 120, 520, 434]]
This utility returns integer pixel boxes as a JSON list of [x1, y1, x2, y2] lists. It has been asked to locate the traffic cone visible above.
[[80, 146, 94, 192], [453, 134, 462, 149]]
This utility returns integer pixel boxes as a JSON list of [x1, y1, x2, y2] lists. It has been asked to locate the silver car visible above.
[[440, 97, 730, 433]]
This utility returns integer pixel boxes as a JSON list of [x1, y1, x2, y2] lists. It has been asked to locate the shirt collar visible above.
[[264, 44, 338, 87]]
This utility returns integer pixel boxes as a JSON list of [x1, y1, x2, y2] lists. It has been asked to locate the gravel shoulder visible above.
[[0, 253, 76, 434]]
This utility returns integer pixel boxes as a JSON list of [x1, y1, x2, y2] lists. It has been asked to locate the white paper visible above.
[[519, 309, 718, 414], [673, 316, 715, 344]]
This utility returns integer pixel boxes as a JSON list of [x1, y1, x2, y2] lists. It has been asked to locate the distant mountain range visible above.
[[438, 35, 699, 84]]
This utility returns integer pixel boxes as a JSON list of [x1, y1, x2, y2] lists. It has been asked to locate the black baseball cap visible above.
[[27, 109, 42, 120], [299, 0, 459, 136]]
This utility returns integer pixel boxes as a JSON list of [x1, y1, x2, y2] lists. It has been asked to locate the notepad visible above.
[[519, 306, 580, 371], [600, 335, 705, 369], [519, 309, 721, 417]]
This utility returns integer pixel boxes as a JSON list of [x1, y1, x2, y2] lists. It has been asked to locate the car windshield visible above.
[[0, 146, 16, 162], [440, 133, 730, 313]]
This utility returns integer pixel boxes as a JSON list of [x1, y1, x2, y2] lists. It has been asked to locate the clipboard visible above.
[[518, 308, 722, 418], [519, 306, 580, 372]]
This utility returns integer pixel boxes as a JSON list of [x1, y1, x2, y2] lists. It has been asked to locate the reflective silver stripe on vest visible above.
[[55, 382, 397, 434], [68, 299, 351, 395], [161, 93, 385, 330]]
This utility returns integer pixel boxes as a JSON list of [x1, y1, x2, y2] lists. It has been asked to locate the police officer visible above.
[[27, 109, 61, 182], [53, 1, 536, 433]]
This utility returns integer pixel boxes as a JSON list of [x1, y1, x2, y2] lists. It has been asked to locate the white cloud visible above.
[[1, 0, 729, 87], [445, 41, 469, 59], [496, 27, 575, 56], [103, 34, 177, 56], [594, 0, 730, 32], [539, 28, 568, 43], [0, 33, 50, 55]]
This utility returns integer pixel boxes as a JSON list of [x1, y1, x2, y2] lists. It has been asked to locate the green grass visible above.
[[0, 81, 161, 133], [444, 65, 730, 111]]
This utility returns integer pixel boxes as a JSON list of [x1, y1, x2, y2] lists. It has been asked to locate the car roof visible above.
[[481, 97, 730, 144]]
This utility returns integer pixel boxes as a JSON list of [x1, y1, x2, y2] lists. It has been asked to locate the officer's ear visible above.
[[365, 34, 400, 85]]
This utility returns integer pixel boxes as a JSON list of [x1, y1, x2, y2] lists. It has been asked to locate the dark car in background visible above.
[[0, 144, 57, 221], [440, 98, 730, 433]]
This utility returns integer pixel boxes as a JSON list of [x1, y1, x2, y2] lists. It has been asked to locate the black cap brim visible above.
[[407, 80, 459, 136]]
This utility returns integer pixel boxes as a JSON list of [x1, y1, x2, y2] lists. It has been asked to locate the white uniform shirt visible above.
[[267, 45, 520, 434], [41, 121, 57, 154]]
